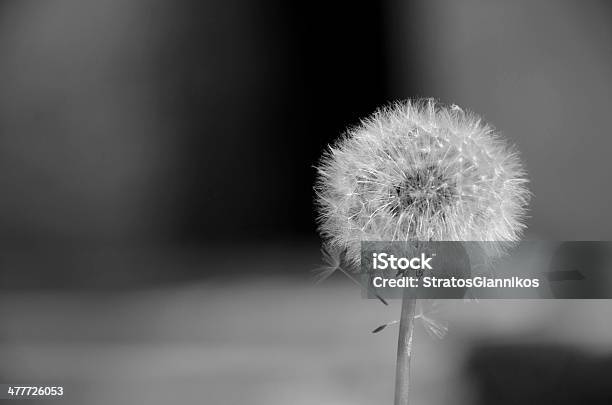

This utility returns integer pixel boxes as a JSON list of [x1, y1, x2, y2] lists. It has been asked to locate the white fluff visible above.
[[315, 99, 530, 265]]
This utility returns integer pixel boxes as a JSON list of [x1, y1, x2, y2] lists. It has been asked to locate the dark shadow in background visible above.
[[467, 342, 612, 405], [0, 1, 422, 287], [163, 1, 419, 243]]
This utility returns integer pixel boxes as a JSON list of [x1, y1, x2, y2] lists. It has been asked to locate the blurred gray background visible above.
[[1, 0, 612, 404]]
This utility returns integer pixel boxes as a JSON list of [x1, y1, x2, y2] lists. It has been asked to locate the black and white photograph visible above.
[[1, 1, 612, 404]]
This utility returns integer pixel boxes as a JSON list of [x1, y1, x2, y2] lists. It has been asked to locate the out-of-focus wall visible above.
[[0, 0, 391, 285], [0, 0, 174, 244], [390, 0, 612, 239], [0, 0, 391, 247]]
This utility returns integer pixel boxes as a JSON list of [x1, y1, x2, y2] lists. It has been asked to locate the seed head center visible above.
[[395, 167, 456, 214]]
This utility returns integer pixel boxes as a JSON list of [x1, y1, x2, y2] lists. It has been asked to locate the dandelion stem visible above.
[[394, 293, 417, 405]]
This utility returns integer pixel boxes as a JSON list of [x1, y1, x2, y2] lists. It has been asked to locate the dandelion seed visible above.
[[313, 244, 389, 305], [311, 245, 342, 284], [415, 300, 448, 339], [416, 314, 448, 339], [372, 320, 399, 334]]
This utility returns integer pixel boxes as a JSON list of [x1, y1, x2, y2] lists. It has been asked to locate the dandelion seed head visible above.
[[315, 99, 530, 265]]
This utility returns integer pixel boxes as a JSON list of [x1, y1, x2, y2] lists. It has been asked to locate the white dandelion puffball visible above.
[[315, 100, 530, 265]]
